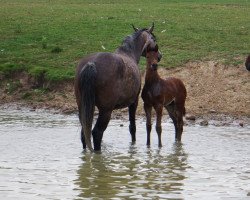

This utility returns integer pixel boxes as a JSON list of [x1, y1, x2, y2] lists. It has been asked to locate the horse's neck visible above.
[[145, 67, 160, 84], [115, 36, 144, 64], [116, 49, 138, 63]]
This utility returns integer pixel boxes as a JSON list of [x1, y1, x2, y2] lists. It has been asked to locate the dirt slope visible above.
[[1, 61, 249, 122]]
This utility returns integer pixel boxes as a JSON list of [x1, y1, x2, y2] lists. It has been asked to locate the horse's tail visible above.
[[78, 62, 97, 152]]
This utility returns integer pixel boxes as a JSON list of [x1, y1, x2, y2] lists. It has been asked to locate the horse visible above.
[[141, 44, 187, 147], [74, 23, 161, 151], [245, 55, 250, 71]]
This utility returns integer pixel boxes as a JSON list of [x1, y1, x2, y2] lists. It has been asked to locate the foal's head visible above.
[[146, 44, 161, 71]]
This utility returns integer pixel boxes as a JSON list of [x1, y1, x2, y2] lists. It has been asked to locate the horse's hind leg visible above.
[[92, 110, 112, 151], [79, 113, 86, 149], [128, 99, 138, 143], [155, 104, 163, 147]]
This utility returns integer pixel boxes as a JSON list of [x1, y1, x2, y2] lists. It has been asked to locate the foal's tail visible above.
[[78, 62, 97, 152]]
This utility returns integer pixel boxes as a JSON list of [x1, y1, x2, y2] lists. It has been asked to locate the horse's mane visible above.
[[116, 28, 156, 54]]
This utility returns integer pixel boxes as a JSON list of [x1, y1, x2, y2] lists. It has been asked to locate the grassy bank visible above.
[[0, 0, 249, 82]]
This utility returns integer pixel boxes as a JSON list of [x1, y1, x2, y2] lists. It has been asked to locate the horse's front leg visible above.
[[81, 128, 86, 149], [92, 110, 112, 151], [128, 98, 139, 143], [155, 104, 163, 147], [144, 103, 152, 146]]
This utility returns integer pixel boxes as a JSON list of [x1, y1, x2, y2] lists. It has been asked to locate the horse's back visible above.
[[76, 52, 141, 109]]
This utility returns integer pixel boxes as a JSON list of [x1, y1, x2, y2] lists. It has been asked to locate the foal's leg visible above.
[[165, 103, 178, 140], [144, 104, 152, 146], [155, 104, 163, 147], [128, 98, 138, 143], [92, 109, 112, 151], [175, 110, 184, 141], [167, 103, 184, 141]]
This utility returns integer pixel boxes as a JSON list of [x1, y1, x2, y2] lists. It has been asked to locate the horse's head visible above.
[[146, 44, 161, 71], [132, 23, 162, 62]]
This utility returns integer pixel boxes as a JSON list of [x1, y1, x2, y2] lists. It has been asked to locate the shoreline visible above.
[[1, 60, 249, 127], [1, 101, 249, 128]]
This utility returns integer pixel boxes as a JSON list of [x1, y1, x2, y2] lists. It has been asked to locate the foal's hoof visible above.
[[158, 144, 163, 148]]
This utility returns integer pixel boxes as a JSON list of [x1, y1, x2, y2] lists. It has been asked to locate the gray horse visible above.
[[74, 24, 161, 151]]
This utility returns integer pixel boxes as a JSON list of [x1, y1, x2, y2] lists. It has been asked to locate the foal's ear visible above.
[[131, 24, 139, 32]]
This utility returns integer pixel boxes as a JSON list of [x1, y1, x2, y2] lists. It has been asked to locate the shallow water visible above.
[[0, 106, 249, 199]]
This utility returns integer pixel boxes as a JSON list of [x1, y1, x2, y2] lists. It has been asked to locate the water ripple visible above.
[[0, 107, 249, 199]]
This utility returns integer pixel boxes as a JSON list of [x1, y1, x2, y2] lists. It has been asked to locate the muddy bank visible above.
[[0, 61, 249, 126]]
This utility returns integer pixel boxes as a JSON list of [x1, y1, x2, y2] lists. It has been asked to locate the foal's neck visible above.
[[145, 66, 160, 84]]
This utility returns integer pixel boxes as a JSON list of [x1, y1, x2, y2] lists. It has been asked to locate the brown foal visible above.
[[141, 45, 187, 147]]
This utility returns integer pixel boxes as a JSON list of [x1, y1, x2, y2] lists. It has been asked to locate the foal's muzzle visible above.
[[151, 63, 158, 70]]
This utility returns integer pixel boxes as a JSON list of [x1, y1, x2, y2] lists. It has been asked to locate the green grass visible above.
[[0, 0, 249, 82]]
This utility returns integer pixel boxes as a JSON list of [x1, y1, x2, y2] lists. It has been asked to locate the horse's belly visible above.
[[114, 84, 140, 108], [95, 78, 140, 110]]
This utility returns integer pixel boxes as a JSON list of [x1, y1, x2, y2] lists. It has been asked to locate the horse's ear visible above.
[[148, 22, 154, 33], [131, 24, 139, 32]]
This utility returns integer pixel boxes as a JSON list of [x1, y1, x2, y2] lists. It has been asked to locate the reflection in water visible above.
[[75, 143, 189, 199], [1, 107, 249, 199]]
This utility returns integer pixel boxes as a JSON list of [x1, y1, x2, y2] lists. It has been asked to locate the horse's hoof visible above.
[[82, 149, 87, 153], [175, 139, 182, 144], [94, 150, 102, 154]]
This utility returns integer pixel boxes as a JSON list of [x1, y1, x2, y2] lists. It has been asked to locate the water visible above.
[[0, 106, 249, 200]]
